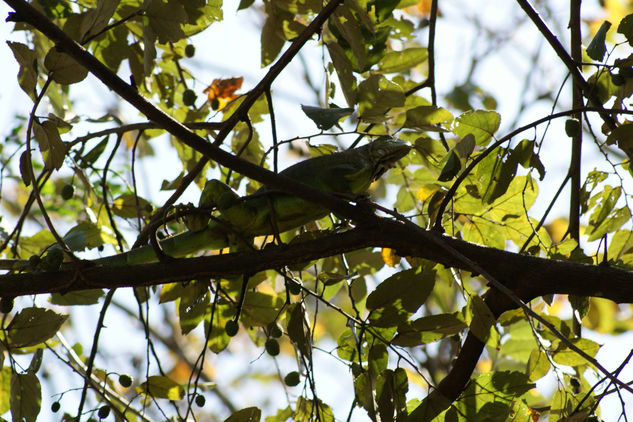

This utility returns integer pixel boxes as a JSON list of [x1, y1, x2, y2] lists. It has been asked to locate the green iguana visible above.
[[13, 137, 410, 269]]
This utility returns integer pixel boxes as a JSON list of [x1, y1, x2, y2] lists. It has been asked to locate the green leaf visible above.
[[224, 406, 261, 422], [551, 338, 600, 367], [204, 307, 232, 353], [238, 0, 256, 10], [327, 42, 357, 106], [295, 396, 334, 422], [10, 372, 41, 422], [437, 150, 461, 182], [79, 137, 108, 168], [392, 313, 466, 346], [617, 13, 633, 46], [366, 267, 435, 313], [19, 151, 32, 187], [287, 304, 311, 357], [358, 74, 405, 121], [606, 123, 633, 157], [404, 105, 453, 131], [301, 105, 354, 130], [0, 367, 10, 414], [146, 0, 187, 43], [527, 347, 550, 381], [488, 175, 538, 220], [137, 375, 185, 400], [111, 194, 153, 218], [454, 134, 476, 158], [50, 289, 104, 306], [44, 48, 88, 85], [63, 221, 107, 251], [6, 308, 67, 349], [80, 0, 121, 40], [331, 5, 366, 71], [453, 110, 501, 147], [32, 120, 66, 170], [467, 370, 535, 399], [274, 0, 321, 14], [7, 42, 38, 100], [177, 281, 210, 334], [587, 67, 618, 104], [412, 313, 467, 334], [586, 21, 612, 61], [261, 15, 285, 67], [241, 291, 284, 327], [468, 296, 497, 343], [336, 328, 359, 361], [378, 47, 427, 73]]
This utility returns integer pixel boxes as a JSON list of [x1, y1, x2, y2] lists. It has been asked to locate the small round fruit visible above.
[[267, 322, 283, 338], [1, 297, 14, 314], [225, 320, 239, 337], [185, 44, 196, 58], [284, 371, 300, 386], [564, 119, 581, 138], [61, 184, 74, 200], [195, 394, 206, 407], [288, 281, 301, 295], [118, 374, 133, 388], [183, 89, 197, 106], [51, 401, 61, 413], [265, 338, 280, 356], [98, 405, 110, 419]]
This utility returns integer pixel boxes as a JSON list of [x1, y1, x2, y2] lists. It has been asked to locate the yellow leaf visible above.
[[545, 217, 569, 244], [416, 184, 439, 202], [381, 248, 401, 267]]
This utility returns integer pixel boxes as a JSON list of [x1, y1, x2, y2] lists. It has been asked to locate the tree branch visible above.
[[3, 219, 633, 303]]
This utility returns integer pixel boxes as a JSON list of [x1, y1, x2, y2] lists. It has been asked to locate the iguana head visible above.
[[366, 137, 411, 181]]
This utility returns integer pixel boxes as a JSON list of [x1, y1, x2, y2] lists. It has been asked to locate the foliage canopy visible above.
[[2, 0, 633, 421]]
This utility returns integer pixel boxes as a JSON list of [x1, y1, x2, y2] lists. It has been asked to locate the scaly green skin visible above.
[[96, 138, 411, 266]]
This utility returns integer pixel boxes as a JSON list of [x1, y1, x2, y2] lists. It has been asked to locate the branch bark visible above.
[[3, 219, 632, 303]]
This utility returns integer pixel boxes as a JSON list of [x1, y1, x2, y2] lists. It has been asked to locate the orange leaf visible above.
[[203, 77, 243, 110]]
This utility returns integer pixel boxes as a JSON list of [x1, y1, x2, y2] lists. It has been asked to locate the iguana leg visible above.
[[200, 179, 261, 233]]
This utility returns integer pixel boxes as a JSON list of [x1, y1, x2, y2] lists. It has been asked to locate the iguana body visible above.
[[97, 137, 411, 266]]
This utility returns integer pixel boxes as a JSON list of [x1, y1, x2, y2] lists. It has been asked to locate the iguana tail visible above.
[[94, 222, 232, 266]]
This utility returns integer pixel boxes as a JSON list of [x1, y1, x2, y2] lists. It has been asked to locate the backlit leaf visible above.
[[453, 110, 501, 147], [7, 42, 37, 99], [6, 308, 67, 349], [44, 48, 88, 85], [301, 105, 354, 130], [587, 21, 611, 61], [146, 0, 187, 43], [224, 406, 261, 422], [10, 372, 41, 422], [378, 47, 427, 73], [358, 74, 405, 121], [137, 375, 185, 400], [551, 338, 600, 367]]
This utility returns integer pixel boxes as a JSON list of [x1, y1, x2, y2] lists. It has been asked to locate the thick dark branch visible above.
[[2, 219, 632, 303], [569, 0, 583, 240]]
